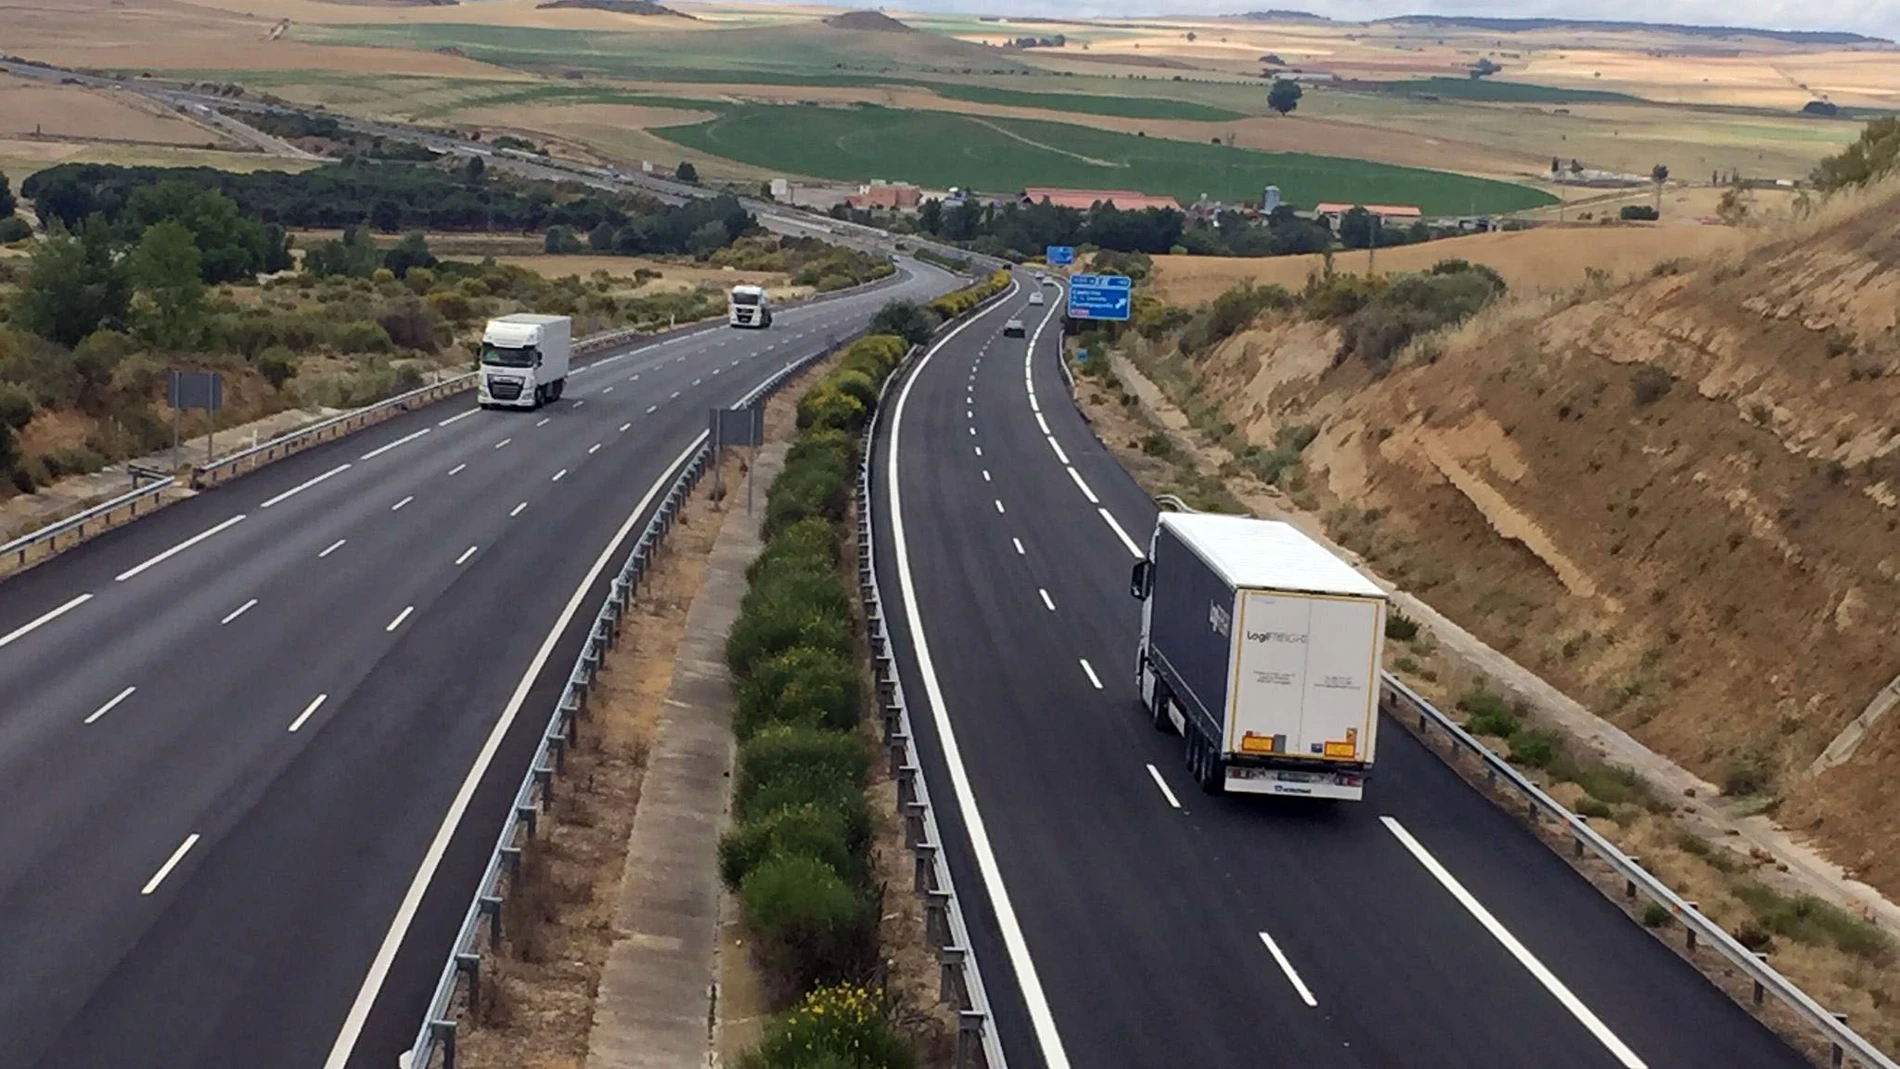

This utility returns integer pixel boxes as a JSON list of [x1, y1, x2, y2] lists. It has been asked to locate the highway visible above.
[[869, 272, 1812, 1069], [0, 260, 955, 1069]]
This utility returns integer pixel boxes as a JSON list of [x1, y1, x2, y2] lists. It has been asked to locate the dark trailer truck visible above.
[[1130, 512, 1387, 800]]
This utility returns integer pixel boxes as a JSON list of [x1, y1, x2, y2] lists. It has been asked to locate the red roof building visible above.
[[846, 183, 922, 210], [1020, 187, 1183, 212]]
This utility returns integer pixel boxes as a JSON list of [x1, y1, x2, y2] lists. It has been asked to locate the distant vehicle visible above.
[[729, 284, 773, 328], [479, 314, 572, 409], [1041, 275, 1059, 287], [1130, 512, 1387, 800], [1029, 291, 1045, 306], [1035, 272, 1048, 284], [1002, 319, 1026, 338]]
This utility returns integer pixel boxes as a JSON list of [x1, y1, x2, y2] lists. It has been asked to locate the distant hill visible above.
[[1370, 15, 1892, 47], [1233, 10, 1333, 23], [316, 0, 458, 6], [822, 10, 915, 32], [536, 0, 692, 15]]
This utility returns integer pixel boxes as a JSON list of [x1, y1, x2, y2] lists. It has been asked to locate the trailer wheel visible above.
[[1148, 674, 1175, 734], [1187, 729, 1226, 796]]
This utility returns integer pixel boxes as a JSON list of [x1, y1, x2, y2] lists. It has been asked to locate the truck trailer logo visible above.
[[1246, 630, 1308, 644], [1208, 602, 1232, 638]]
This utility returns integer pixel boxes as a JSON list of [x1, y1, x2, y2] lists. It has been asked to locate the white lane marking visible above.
[[85, 686, 137, 725], [1381, 816, 1648, 1068], [455, 545, 477, 566], [982, 470, 992, 482], [603, 386, 614, 394], [438, 409, 476, 427], [289, 693, 327, 733], [731, 359, 741, 366], [693, 378, 702, 386], [1067, 467, 1100, 504], [360, 428, 429, 460], [882, 276, 1073, 1069], [448, 464, 466, 476], [1012, 537, 1026, 556], [994, 499, 1005, 514], [974, 446, 982, 458], [510, 502, 528, 518], [1080, 659, 1103, 690], [391, 496, 413, 512], [1258, 930, 1319, 1007], [1099, 508, 1144, 558], [140, 834, 200, 896], [619, 422, 632, 433], [1048, 437, 1070, 465], [712, 368, 721, 375], [116, 515, 246, 582], [1039, 588, 1055, 612], [261, 464, 349, 508], [322, 431, 711, 1069], [669, 391, 681, 400], [220, 599, 258, 626], [494, 438, 512, 450], [385, 606, 414, 632], [0, 593, 93, 649], [319, 539, 346, 559], [571, 400, 585, 409], [1030, 394, 1040, 414], [628, 373, 639, 382], [969, 427, 976, 437], [536, 417, 551, 428], [967, 409, 974, 419], [1146, 764, 1182, 809], [552, 469, 568, 482], [588, 443, 602, 455], [646, 405, 659, 414], [1036, 412, 1051, 435]]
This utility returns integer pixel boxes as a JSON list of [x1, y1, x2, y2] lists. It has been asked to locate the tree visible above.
[[370, 198, 404, 233], [124, 181, 287, 284], [303, 224, 381, 279], [870, 300, 937, 346], [1650, 163, 1669, 212], [676, 161, 700, 184], [687, 219, 729, 255], [917, 197, 944, 235], [1268, 79, 1303, 117], [0, 170, 14, 218], [463, 154, 485, 182], [14, 216, 130, 348], [1337, 206, 1377, 250], [130, 219, 206, 350], [544, 224, 583, 254], [1812, 117, 1900, 191], [383, 231, 437, 278]]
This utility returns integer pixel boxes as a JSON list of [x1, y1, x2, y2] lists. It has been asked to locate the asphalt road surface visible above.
[[870, 271, 1812, 1069], [0, 260, 955, 1069]]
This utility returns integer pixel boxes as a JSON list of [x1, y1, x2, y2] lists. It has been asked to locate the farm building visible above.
[[846, 181, 923, 210]]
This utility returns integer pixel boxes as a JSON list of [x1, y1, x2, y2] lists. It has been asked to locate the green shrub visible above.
[[736, 645, 862, 739], [1510, 731, 1557, 768], [829, 369, 879, 412], [738, 983, 913, 1069], [797, 384, 866, 434], [727, 595, 854, 680], [736, 726, 868, 816], [743, 564, 852, 625], [0, 216, 31, 243], [749, 517, 840, 583], [720, 799, 869, 890], [1458, 689, 1518, 738], [1574, 797, 1613, 820], [1733, 882, 1893, 962], [739, 854, 877, 992], [1385, 609, 1420, 641], [764, 448, 852, 538], [1641, 903, 1671, 928]]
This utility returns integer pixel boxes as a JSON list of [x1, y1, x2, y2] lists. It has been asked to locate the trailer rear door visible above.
[[1227, 591, 1382, 763]]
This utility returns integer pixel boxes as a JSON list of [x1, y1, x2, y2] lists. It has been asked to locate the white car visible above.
[[1029, 291, 1045, 305]]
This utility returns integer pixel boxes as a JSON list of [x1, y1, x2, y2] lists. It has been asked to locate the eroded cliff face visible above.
[[1186, 183, 1900, 893]]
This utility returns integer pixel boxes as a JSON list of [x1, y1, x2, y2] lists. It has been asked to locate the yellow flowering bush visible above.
[[739, 984, 913, 1069]]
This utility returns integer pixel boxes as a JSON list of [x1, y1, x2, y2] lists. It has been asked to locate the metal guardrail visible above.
[[0, 477, 176, 572], [1385, 673, 1896, 1069], [857, 344, 1007, 1069], [404, 330, 861, 1069]]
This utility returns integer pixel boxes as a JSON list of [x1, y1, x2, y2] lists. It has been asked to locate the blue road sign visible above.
[[1066, 274, 1131, 321], [1046, 245, 1076, 266]]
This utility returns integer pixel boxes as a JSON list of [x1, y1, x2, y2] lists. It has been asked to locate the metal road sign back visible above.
[[1066, 274, 1132, 321], [710, 406, 764, 448], [1045, 245, 1076, 266], [167, 370, 223, 412]]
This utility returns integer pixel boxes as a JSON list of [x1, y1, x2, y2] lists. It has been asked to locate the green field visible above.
[[1343, 77, 1641, 104], [926, 84, 1250, 121], [653, 105, 1556, 214]]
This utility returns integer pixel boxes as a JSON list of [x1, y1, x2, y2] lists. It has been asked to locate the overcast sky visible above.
[[875, 0, 1897, 40]]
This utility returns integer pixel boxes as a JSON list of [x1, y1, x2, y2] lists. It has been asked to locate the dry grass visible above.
[[1148, 224, 1748, 306], [0, 76, 221, 144], [0, 138, 319, 179]]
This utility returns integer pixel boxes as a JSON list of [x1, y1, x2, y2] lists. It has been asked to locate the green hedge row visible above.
[[926, 268, 1011, 321], [723, 333, 911, 1026]]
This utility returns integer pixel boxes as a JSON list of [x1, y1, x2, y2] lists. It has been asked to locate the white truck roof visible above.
[[731, 283, 767, 294], [490, 313, 569, 326], [1160, 512, 1384, 599]]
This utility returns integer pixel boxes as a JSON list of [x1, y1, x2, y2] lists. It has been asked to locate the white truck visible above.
[[1129, 512, 1387, 800], [478, 314, 572, 409], [728, 284, 773, 328]]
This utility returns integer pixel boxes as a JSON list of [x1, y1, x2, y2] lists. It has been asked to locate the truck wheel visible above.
[[1149, 675, 1174, 734], [1199, 744, 1227, 796], [553, 379, 565, 401]]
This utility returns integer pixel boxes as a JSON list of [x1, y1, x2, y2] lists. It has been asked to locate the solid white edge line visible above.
[[289, 693, 328, 733], [1380, 816, 1647, 1068], [1258, 930, 1320, 1007], [385, 606, 414, 632], [1038, 588, 1055, 612], [1080, 658, 1103, 690], [886, 277, 1074, 1069], [85, 685, 137, 725], [437, 409, 476, 427], [115, 514, 246, 582], [260, 464, 350, 509], [1145, 763, 1181, 809], [1099, 508, 1144, 558], [455, 546, 478, 566], [140, 833, 200, 896], [321, 430, 711, 1069], [0, 592, 93, 649], [360, 427, 430, 461], [319, 539, 346, 559], [220, 599, 258, 626], [1066, 467, 1100, 504]]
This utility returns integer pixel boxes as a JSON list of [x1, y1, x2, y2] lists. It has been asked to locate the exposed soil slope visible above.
[[1184, 180, 1900, 897]]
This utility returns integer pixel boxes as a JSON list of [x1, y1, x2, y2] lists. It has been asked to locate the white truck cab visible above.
[[479, 314, 572, 409], [729, 284, 773, 328]]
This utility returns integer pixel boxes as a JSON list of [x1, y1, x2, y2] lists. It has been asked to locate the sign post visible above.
[[166, 370, 224, 471], [710, 405, 765, 507], [1064, 274, 1132, 322]]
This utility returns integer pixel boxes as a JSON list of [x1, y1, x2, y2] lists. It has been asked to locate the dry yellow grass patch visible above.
[[0, 76, 217, 144]]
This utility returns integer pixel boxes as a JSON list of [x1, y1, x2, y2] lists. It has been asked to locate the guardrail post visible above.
[[905, 801, 927, 849], [883, 703, 901, 743], [1683, 902, 1698, 951], [956, 1011, 984, 1069], [939, 944, 966, 1005], [454, 952, 480, 1025], [912, 841, 937, 894], [479, 894, 503, 944], [889, 735, 911, 780], [1751, 953, 1768, 1005], [431, 1020, 457, 1069], [924, 890, 950, 946], [548, 730, 567, 773], [534, 763, 555, 805], [1624, 856, 1641, 899], [501, 845, 523, 884], [517, 803, 538, 840]]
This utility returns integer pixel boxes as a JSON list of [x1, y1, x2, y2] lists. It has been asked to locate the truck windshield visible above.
[[730, 292, 761, 306], [481, 344, 536, 368]]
